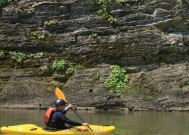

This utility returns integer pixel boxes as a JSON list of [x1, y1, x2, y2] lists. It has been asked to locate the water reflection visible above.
[[1, 109, 189, 135]]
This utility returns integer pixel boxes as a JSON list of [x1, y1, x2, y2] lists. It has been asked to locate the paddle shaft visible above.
[[71, 108, 93, 132], [71, 108, 85, 122]]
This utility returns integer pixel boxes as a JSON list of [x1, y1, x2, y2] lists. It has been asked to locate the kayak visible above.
[[0, 124, 115, 135]]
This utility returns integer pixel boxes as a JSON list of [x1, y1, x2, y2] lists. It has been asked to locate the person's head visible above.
[[55, 99, 66, 110]]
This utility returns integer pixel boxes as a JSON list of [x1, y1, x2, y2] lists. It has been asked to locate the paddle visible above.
[[55, 88, 94, 132]]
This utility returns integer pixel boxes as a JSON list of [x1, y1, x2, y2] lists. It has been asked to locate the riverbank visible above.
[[0, 105, 129, 113], [1, 103, 189, 112]]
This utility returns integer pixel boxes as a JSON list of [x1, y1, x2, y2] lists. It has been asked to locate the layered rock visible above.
[[0, 0, 189, 110]]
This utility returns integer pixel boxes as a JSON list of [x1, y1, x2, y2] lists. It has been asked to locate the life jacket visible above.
[[44, 107, 56, 125]]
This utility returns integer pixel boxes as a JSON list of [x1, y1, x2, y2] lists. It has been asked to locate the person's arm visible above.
[[61, 115, 82, 126], [63, 104, 73, 114], [61, 105, 89, 127], [64, 117, 89, 127]]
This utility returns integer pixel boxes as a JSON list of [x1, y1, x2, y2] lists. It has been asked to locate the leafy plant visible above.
[[44, 19, 59, 26], [116, 0, 125, 3], [92, 72, 100, 81], [97, 0, 110, 19], [97, 0, 140, 24], [0, 0, 7, 8], [52, 59, 84, 76], [89, 32, 98, 39], [27, 7, 34, 14], [97, 0, 118, 24], [15, 2, 34, 15], [66, 63, 84, 75], [30, 31, 45, 41], [0, 50, 4, 59], [33, 52, 43, 59], [66, 65, 75, 75], [9, 51, 26, 62], [185, 0, 189, 4], [104, 65, 128, 96], [74, 64, 84, 70], [16, 7, 34, 14], [52, 59, 67, 72]]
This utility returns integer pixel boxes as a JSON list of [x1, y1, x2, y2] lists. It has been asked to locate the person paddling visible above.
[[44, 99, 89, 129]]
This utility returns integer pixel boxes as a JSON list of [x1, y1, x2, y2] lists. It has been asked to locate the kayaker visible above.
[[45, 99, 89, 129]]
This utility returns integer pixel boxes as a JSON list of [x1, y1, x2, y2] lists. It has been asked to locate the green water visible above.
[[1, 108, 189, 135]]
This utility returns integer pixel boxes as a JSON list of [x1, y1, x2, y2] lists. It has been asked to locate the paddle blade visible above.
[[55, 88, 67, 102]]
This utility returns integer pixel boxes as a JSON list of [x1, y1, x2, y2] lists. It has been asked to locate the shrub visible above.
[[104, 65, 128, 96], [52, 59, 67, 72]]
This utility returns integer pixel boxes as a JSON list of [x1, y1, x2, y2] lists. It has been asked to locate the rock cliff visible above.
[[0, 0, 189, 111]]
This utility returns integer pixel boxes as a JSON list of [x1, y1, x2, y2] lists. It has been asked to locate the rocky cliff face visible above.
[[0, 0, 189, 111]]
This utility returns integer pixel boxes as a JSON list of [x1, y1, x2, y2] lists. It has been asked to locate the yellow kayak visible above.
[[0, 124, 115, 135]]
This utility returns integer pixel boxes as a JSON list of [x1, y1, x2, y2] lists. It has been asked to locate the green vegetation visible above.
[[92, 72, 100, 81], [9, 51, 26, 62], [116, 0, 125, 3], [97, 0, 109, 19], [97, 0, 140, 24], [52, 59, 67, 72], [10, 51, 44, 61], [29, 52, 44, 59], [52, 59, 84, 75], [0, 0, 7, 8], [89, 32, 98, 39], [30, 31, 45, 41], [104, 65, 128, 96], [186, 0, 189, 4], [97, 0, 117, 24], [15, 7, 34, 15], [44, 19, 59, 27], [0, 50, 4, 59], [9, 51, 44, 63], [15, 2, 34, 16], [9, 51, 44, 68], [66, 63, 83, 75]]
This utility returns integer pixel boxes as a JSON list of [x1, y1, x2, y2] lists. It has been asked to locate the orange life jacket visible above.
[[44, 107, 56, 125]]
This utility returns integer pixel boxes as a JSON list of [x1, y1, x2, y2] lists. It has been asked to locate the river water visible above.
[[0, 108, 189, 135]]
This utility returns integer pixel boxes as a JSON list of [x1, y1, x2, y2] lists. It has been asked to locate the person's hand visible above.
[[82, 123, 89, 127], [67, 104, 73, 109], [82, 123, 94, 133], [64, 104, 73, 111]]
